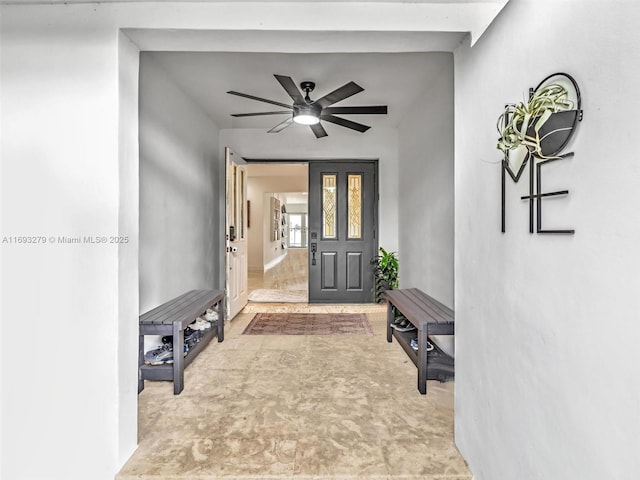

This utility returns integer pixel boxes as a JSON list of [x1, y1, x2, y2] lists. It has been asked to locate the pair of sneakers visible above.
[[391, 315, 416, 332], [190, 307, 218, 331], [144, 343, 188, 365], [183, 327, 203, 348], [409, 338, 435, 352], [190, 316, 212, 331], [204, 308, 218, 322], [160, 327, 200, 348]]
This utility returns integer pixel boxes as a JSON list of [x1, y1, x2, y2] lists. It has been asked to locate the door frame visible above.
[[218, 157, 379, 303]]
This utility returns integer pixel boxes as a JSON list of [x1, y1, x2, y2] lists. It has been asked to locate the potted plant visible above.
[[371, 247, 399, 303], [497, 73, 581, 162]]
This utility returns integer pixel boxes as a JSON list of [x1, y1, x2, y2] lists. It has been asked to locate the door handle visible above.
[[311, 242, 317, 265]]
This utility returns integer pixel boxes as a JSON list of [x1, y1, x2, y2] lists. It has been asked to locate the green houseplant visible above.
[[497, 82, 575, 161], [372, 247, 399, 303]]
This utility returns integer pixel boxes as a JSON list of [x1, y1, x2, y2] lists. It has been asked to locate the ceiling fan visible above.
[[227, 74, 388, 138]]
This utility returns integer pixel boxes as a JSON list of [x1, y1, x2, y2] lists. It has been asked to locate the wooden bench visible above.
[[138, 289, 225, 395], [385, 288, 454, 394]]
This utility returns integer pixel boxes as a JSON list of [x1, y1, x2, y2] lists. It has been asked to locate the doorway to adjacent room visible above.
[[244, 160, 378, 305], [245, 164, 310, 304]]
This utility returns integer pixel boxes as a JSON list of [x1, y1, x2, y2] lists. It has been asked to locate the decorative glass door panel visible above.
[[322, 174, 337, 239], [347, 174, 362, 239]]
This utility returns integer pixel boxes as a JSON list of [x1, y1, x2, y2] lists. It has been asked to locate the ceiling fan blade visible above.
[[267, 117, 294, 133], [227, 91, 292, 109], [320, 114, 370, 133], [315, 81, 364, 108], [273, 75, 306, 104], [322, 106, 387, 115], [232, 111, 291, 117], [310, 123, 328, 138]]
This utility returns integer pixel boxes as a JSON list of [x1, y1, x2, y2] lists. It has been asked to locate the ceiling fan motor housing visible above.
[[300, 81, 316, 103], [293, 102, 321, 117], [300, 81, 316, 93]]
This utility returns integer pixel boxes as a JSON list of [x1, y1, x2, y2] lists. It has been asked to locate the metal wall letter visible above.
[[500, 73, 583, 234]]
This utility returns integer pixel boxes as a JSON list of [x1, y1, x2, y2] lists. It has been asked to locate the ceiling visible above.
[[247, 164, 308, 205], [248, 163, 308, 177], [145, 51, 454, 133], [4, 0, 508, 137], [126, 0, 510, 138], [4, 0, 503, 5]]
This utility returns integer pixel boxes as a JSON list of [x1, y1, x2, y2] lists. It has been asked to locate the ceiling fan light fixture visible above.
[[293, 104, 321, 125], [293, 114, 320, 125]]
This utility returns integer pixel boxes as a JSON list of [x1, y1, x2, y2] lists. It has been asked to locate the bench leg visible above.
[[138, 333, 145, 393], [386, 302, 394, 343], [217, 298, 225, 342], [417, 326, 428, 395], [173, 322, 185, 395]]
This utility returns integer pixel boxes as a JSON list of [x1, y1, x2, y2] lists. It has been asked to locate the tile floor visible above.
[[118, 250, 469, 479], [249, 248, 309, 292]]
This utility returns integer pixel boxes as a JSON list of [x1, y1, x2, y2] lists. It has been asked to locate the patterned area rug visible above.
[[242, 313, 373, 336]]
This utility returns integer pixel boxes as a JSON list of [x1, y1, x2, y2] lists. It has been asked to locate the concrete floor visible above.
[[118, 249, 469, 479]]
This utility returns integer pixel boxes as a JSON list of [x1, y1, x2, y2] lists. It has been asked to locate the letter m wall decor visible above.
[[498, 73, 584, 234]]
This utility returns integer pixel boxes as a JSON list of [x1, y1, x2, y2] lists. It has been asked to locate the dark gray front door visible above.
[[308, 161, 377, 303]]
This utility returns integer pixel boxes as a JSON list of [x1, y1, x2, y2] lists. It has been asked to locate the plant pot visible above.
[[525, 110, 579, 157]]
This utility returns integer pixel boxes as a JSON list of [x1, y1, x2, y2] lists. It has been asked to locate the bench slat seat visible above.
[[139, 289, 225, 394], [384, 288, 454, 394]]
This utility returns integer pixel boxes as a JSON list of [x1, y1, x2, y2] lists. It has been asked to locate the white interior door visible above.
[[225, 147, 248, 320]]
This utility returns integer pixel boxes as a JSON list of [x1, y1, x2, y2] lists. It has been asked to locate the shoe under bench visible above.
[[385, 288, 454, 394], [138, 289, 225, 395]]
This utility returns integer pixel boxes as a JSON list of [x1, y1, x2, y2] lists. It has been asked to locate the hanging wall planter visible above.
[[498, 73, 583, 176], [498, 73, 584, 235]]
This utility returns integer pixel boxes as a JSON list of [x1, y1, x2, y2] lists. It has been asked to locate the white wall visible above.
[[222, 127, 400, 254], [397, 52, 454, 355], [286, 203, 308, 214], [1, 11, 132, 480], [139, 53, 221, 313], [0, 2, 504, 479], [454, 1, 640, 479], [117, 30, 141, 466]]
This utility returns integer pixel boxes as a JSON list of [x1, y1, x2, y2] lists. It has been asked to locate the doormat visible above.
[[242, 313, 373, 336]]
